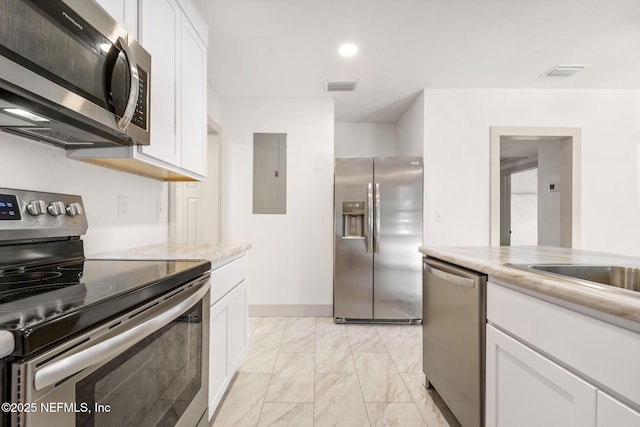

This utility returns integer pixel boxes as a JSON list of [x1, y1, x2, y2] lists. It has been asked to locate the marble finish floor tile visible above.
[[239, 332, 283, 373], [315, 348, 356, 374], [314, 373, 370, 427], [375, 324, 411, 338], [253, 317, 289, 336], [249, 317, 262, 336], [381, 335, 423, 373], [315, 336, 355, 373], [211, 373, 270, 426], [211, 317, 450, 427], [347, 325, 387, 353], [257, 403, 313, 427], [287, 316, 316, 328], [315, 317, 346, 337], [366, 402, 427, 427], [280, 323, 316, 353], [403, 325, 422, 343], [265, 352, 315, 402], [401, 373, 451, 427], [353, 352, 412, 402]]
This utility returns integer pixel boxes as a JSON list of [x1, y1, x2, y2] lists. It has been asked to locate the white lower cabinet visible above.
[[486, 281, 640, 427], [597, 391, 640, 427], [208, 255, 249, 418], [228, 279, 248, 372], [486, 324, 597, 427], [209, 291, 230, 415]]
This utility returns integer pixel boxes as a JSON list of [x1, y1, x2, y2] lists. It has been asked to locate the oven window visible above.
[[75, 302, 203, 426]]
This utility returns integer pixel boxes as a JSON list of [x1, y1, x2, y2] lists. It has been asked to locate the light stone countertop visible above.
[[419, 245, 640, 327], [92, 242, 251, 268]]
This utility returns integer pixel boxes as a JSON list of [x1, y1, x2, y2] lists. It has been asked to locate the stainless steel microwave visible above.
[[0, 0, 151, 148]]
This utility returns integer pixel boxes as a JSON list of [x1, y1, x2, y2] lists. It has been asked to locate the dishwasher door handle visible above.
[[424, 263, 476, 288]]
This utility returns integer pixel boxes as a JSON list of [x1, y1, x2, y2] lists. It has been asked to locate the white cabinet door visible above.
[[228, 279, 248, 373], [180, 14, 207, 176], [209, 292, 230, 416], [139, 0, 181, 166], [94, 0, 139, 44], [486, 324, 597, 427], [597, 391, 640, 427]]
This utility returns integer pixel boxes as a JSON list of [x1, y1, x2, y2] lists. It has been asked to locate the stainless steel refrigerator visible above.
[[334, 157, 423, 322]]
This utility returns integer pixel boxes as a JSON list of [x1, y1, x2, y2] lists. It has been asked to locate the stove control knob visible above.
[[26, 200, 47, 216], [65, 202, 83, 217], [47, 201, 65, 216]]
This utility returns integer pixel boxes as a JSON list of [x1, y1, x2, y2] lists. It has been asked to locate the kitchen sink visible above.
[[509, 264, 640, 293]]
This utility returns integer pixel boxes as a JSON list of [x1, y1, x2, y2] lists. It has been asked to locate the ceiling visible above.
[[194, 0, 640, 123]]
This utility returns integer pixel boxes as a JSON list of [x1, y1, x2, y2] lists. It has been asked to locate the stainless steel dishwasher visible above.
[[423, 257, 487, 427]]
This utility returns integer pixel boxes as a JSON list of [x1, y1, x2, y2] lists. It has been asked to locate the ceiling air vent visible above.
[[325, 81, 358, 92], [540, 64, 591, 77]]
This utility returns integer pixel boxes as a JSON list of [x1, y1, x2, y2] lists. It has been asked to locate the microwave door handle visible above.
[[114, 37, 139, 131], [33, 282, 209, 391]]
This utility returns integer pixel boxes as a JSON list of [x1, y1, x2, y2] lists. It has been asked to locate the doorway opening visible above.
[[490, 127, 581, 248], [169, 118, 222, 245]]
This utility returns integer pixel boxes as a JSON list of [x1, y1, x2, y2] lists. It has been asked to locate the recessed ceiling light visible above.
[[339, 43, 358, 57]]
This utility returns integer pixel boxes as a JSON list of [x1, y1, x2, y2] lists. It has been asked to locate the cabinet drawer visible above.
[[210, 255, 248, 304]]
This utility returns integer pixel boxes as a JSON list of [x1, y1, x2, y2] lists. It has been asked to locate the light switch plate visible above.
[[118, 195, 128, 218]]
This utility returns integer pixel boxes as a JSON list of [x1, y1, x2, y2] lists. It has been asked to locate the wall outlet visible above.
[[549, 182, 560, 192], [118, 196, 128, 218], [436, 210, 445, 223]]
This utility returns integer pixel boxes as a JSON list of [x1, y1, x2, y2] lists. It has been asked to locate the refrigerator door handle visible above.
[[374, 182, 381, 253], [366, 182, 374, 253]]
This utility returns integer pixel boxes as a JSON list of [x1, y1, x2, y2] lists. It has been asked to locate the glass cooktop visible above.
[[0, 258, 211, 356]]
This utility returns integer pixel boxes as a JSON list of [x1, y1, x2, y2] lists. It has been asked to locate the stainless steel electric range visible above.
[[0, 188, 211, 427]]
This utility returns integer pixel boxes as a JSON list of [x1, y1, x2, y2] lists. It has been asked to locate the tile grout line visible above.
[[255, 318, 287, 426], [313, 317, 317, 427], [348, 324, 374, 426]]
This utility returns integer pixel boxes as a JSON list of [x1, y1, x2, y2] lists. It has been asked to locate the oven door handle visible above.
[[33, 281, 209, 391]]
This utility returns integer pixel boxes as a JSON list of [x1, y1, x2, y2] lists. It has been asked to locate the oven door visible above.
[[11, 276, 209, 427]]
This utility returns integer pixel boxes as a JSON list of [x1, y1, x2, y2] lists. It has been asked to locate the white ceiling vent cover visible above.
[[325, 81, 358, 92], [540, 64, 591, 77]]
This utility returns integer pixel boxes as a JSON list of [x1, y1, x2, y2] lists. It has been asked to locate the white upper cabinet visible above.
[[139, 0, 181, 167], [93, 0, 138, 38], [180, 13, 207, 176], [74, 0, 209, 181], [139, 0, 208, 179]]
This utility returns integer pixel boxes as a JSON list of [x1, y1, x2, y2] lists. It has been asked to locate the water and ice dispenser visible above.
[[342, 201, 365, 238]]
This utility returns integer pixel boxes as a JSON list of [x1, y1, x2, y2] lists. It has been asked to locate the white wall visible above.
[[537, 140, 562, 246], [423, 89, 640, 257], [334, 122, 396, 158], [0, 133, 168, 255], [221, 98, 334, 308], [207, 82, 221, 125], [396, 91, 425, 157]]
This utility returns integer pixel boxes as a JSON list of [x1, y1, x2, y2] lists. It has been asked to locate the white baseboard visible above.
[[249, 304, 333, 317]]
